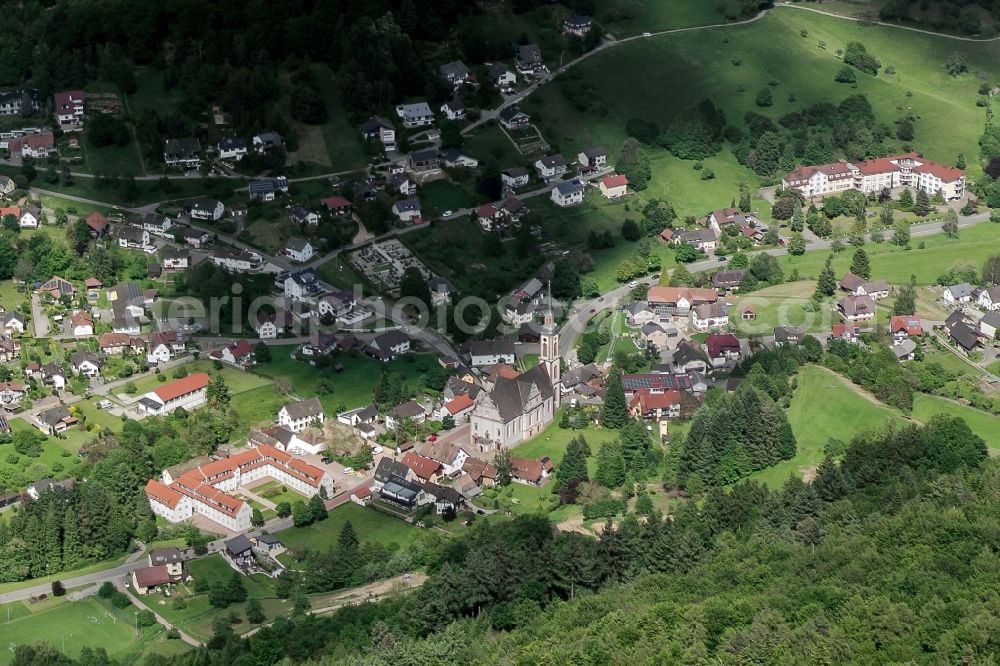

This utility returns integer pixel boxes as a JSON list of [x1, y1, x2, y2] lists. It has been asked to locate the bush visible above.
[[582, 497, 626, 520]]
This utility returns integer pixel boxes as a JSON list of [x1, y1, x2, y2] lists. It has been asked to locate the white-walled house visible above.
[[136, 373, 209, 416], [285, 237, 314, 263], [278, 397, 325, 433]]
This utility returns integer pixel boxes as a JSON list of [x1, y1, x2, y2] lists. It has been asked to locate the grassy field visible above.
[[912, 394, 1000, 455], [129, 361, 270, 397], [779, 223, 1000, 285], [0, 597, 164, 665], [727, 280, 836, 335], [278, 502, 415, 553], [522, 7, 996, 222], [595, 0, 738, 36], [81, 137, 146, 177], [419, 180, 478, 215], [753, 364, 906, 487], [0, 420, 86, 494], [463, 123, 527, 173]]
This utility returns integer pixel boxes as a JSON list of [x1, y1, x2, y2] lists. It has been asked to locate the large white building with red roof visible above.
[[146, 443, 333, 531], [136, 372, 210, 416], [782, 152, 965, 200]]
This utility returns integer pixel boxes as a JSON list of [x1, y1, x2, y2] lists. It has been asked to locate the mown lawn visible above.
[[463, 123, 527, 173], [0, 597, 163, 665], [278, 502, 415, 553], [752, 364, 906, 487], [727, 280, 834, 335], [312, 64, 369, 172], [0, 420, 86, 494], [595, 0, 739, 36]]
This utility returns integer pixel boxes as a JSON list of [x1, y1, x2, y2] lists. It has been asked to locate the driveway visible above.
[[30, 294, 49, 337]]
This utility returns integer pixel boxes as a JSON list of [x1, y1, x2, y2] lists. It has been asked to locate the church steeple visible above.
[[540, 282, 560, 405]]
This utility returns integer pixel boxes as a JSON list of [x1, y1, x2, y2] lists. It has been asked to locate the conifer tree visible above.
[[602, 373, 629, 429], [913, 188, 931, 216], [556, 436, 590, 488], [816, 255, 837, 297], [595, 442, 627, 488], [849, 247, 871, 279], [813, 456, 851, 501]]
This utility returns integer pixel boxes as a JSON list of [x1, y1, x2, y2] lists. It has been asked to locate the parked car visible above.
[[342, 467, 354, 474], [97, 400, 112, 410]]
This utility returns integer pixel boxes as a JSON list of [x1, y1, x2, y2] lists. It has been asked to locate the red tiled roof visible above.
[[601, 174, 628, 188], [890, 315, 922, 336], [647, 286, 718, 306], [153, 372, 209, 402], [320, 196, 352, 209], [401, 451, 442, 480], [145, 479, 183, 508], [85, 212, 108, 233], [629, 388, 680, 413], [477, 203, 498, 218], [84, 277, 102, 288], [706, 333, 740, 358], [134, 564, 176, 588], [0, 207, 20, 219], [444, 394, 474, 415], [71, 310, 92, 327], [510, 456, 551, 483]]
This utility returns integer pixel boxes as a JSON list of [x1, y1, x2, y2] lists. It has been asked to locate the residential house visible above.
[[534, 154, 567, 183], [70, 351, 101, 377], [647, 285, 719, 316], [498, 105, 530, 130], [599, 174, 629, 199], [889, 315, 922, 342], [85, 211, 108, 236], [466, 339, 516, 367], [248, 176, 289, 201], [395, 102, 435, 129], [950, 321, 982, 353], [0, 88, 42, 116], [163, 138, 202, 168], [978, 311, 1000, 339], [462, 457, 498, 488], [70, 310, 93, 336], [499, 168, 529, 194], [208, 339, 254, 368], [690, 303, 729, 331], [503, 300, 535, 326], [0, 175, 13, 197], [98, 332, 144, 355], [386, 174, 415, 196], [440, 99, 466, 121], [401, 452, 442, 484], [629, 388, 682, 421], [217, 138, 248, 161], [550, 179, 585, 207], [409, 148, 440, 174], [3, 311, 24, 335], [317, 289, 356, 319], [831, 323, 861, 344], [366, 330, 410, 361], [439, 61, 473, 87], [641, 322, 672, 350], [626, 301, 657, 327], [515, 44, 547, 76], [440, 147, 478, 168], [35, 404, 77, 435], [711, 270, 745, 292], [839, 272, 889, 300], [774, 326, 803, 346], [428, 277, 455, 305], [486, 62, 517, 89], [176, 227, 212, 248], [386, 400, 427, 430], [320, 196, 353, 217], [838, 295, 877, 322], [577, 147, 607, 171], [669, 340, 709, 374], [562, 14, 592, 36], [889, 338, 917, 361], [147, 331, 186, 364], [142, 212, 172, 237], [0, 338, 20, 364], [186, 198, 224, 222], [12, 133, 55, 159], [214, 248, 262, 272], [707, 333, 742, 367], [392, 197, 422, 223], [38, 275, 76, 300], [284, 269, 321, 300], [358, 116, 396, 151], [285, 237, 314, 263], [25, 478, 74, 500], [302, 331, 339, 357], [16, 205, 40, 228], [54, 90, 85, 129], [278, 397, 325, 433], [706, 208, 754, 230], [162, 249, 190, 271], [510, 456, 553, 486], [943, 282, 974, 306], [420, 482, 464, 515], [978, 286, 1000, 311], [0, 381, 24, 405], [373, 458, 417, 491], [118, 225, 150, 249], [252, 132, 284, 152], [672, 228, 717, 252]]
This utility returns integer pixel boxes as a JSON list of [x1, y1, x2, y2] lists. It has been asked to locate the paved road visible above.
[[777, 1, 1000, 41]]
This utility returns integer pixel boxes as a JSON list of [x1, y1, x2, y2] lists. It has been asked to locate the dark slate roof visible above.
[[374, 458, 411, 484], [488, 365, 553, 422], [224, 534, 253, 554]]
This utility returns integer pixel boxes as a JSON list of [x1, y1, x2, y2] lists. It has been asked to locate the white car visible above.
[[342, 467, 354, 475], [371, 445, 384, 455], [97, 400, 113, 410], [642, 32, 652, 37], [442, 210, 454, 218], [628, 281, 638, 288]]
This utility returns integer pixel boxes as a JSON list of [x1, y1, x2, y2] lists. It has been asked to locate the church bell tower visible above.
[[540, 282, 561, 406]]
